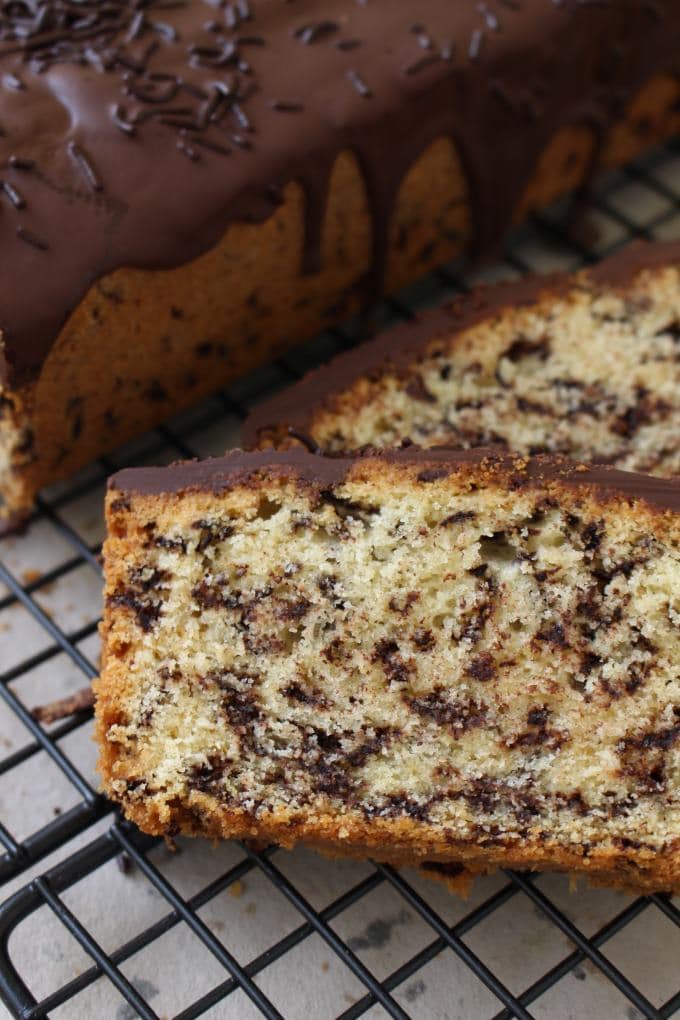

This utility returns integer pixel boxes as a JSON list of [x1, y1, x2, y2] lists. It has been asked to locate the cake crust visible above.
[[97, 449, 680, 894]]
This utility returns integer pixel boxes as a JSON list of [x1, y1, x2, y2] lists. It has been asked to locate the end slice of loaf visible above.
[[245, 240, 680, 477], [96, 448, 680, 893]]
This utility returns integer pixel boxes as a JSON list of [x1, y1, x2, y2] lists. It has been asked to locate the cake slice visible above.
[[96, 448, 680, 893], [245, 240, 680, 477]]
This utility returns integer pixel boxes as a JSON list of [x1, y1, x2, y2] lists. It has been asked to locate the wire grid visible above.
[[0, 140, 680, 1019]]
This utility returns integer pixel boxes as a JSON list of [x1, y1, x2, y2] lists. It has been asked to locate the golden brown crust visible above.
[[95, 788, 679, 897], [2, 72, 679, 528]]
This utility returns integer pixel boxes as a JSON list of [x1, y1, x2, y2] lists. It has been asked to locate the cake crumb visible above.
[[32, 685, 94, 724]]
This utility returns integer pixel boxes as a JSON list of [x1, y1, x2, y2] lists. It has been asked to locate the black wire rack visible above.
[[1, 139, 680, 1020]]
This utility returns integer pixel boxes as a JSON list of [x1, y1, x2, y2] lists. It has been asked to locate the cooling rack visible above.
[[1, 139, 679, 1019]]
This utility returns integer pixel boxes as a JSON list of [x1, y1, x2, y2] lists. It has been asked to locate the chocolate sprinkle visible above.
[[1, 180, 25, 208], [468, 28, 483, 60], [176, 136, 200, 161], [67, 142, 103, 192], [346, 68, 371, 97], [2, 72, 24, 90], [404, 53, 441, 76], [8, 156, 34, 170], [269, 100, 304, 113], [16, 226, 48, 251], [189, 134, 232, 155], [295, 21, 339, 44], [477, 3, 500, 31]]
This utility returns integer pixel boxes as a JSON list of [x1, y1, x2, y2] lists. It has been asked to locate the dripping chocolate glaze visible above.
[[108, 447, 680, 515], [0, 1, 678, 386], [242, 238, 680, 446]]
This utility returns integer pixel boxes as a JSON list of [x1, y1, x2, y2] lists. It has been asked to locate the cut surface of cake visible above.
[[246, 240, 680, 477], [97, 448, 680, 893], [2, 2, 680, 527]]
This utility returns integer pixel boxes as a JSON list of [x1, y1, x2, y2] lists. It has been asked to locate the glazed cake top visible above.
[[0, 0, 678, 385], [108, 447, 680, 516]]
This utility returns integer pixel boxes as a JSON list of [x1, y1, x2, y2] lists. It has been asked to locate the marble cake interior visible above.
[[294, 276, 680, 477], [102, 471, 680, 856]]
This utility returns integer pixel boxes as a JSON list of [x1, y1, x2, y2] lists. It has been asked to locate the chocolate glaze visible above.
[[243, 238, 680, 447], [108, 447, 680, 514], [0, 2, 678, 387]]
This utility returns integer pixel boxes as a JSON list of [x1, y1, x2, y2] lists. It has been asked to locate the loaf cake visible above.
[[1, 3, 680, 529], [96, 448, 680, 893], [247, 240, 680, 477]]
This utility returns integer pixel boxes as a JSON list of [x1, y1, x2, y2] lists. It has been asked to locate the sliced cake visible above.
[[246, 241, 680, 477], [96, 448, 680, 893]]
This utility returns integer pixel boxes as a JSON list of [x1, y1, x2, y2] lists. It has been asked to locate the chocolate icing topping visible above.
[[0, 1, 678, 386], [108, 446, 680, 514], [243, 238, 680, 446]]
